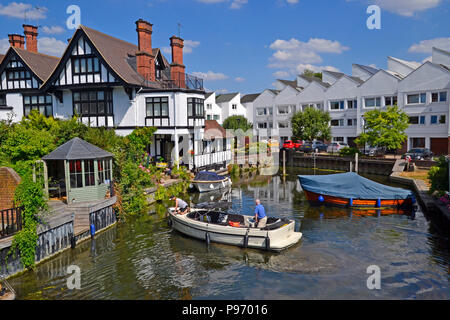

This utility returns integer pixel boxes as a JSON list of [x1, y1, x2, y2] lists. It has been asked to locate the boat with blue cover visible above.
[[192, 171, 232, 193], [298, 172, 416, 209]]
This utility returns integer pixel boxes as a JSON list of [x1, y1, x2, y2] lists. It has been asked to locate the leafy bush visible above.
[[428, 156, 449, 194], [339, 147, 361, 157]]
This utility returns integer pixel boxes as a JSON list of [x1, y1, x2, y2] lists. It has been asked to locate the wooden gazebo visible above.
[[42, 138, 113, 204]]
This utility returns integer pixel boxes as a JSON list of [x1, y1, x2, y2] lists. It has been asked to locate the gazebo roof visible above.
[[42, 137, 113, 161]]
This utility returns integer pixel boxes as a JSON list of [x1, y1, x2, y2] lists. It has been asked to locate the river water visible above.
[[8, 168, 450, 300]]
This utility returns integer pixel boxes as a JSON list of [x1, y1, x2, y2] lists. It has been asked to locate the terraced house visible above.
[[0, 20, 232, 170], [252, 47, 450, 155]]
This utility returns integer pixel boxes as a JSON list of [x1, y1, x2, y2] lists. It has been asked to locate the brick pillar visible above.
[[0, 168, 21, 211]]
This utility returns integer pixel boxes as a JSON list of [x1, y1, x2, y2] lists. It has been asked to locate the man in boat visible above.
[[254, 199, 267, 228], [170, 196, 190, 215]]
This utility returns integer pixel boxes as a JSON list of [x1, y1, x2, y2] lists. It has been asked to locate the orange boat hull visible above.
[[304, 190, 413, 208]]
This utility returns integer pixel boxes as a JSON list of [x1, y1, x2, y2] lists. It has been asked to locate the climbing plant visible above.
[[9, 178, 48, 269]]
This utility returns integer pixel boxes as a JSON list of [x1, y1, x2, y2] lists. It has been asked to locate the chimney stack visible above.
[[23, 25, 38, 53], [8, 34, 25, 49], [170, 36, 186, 88], [135, 19, 155, 82]]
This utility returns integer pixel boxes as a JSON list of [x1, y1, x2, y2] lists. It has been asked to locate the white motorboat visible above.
[[167, 208, 302, 252], [192, 171, 232, 193]]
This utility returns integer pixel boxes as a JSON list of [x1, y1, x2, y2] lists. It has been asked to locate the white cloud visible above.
[[162, 39, 200, 55], [42, 25, 66, 35], [0, 38, 10, 54], [234, 77, 245, 82], [273, 70, 290, 78], [0, 2, 47, 20], [268, 37, 348, 77], [38, 37, 66, 56], [192, 71, 229, 81], [286, 0, 299, 3], [369, 0, 441, 16], [197, 0, 248, 9], [216, 88, 229, 94], [409, 37, 450, 53], [295, 64, 340, 74], [230, 0, 247, 9]]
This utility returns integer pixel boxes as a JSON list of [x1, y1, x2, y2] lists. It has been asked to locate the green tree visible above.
[[222, 115, 253, 132], [291, 107, 331, 141], [355, 106, 409, 150]]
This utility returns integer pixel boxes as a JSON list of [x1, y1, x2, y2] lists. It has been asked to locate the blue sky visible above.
[[0, 0, 449, 94]]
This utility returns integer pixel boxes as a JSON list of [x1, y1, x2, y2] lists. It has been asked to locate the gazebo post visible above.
[[43, 160, 49, 198], [65, 160, 70, 204]]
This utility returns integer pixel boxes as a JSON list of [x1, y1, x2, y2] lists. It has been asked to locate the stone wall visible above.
[[0, 167, 21, 211]]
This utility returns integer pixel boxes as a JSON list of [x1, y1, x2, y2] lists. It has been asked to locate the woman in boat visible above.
[[170, 195, 190, 215]]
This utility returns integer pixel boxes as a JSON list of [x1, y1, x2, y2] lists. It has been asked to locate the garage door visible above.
[[430, 138, 448, 156]]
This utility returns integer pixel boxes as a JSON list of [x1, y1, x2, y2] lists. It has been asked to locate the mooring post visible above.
[[350, 162, 353, 172], [355, 153, 359, 173], [283, 150, 286, 177]]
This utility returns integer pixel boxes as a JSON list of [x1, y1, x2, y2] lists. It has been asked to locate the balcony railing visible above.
[[160, 70, 204, 90]]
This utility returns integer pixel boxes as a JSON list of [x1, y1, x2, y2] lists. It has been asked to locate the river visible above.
[[8, 168, 450, 300]]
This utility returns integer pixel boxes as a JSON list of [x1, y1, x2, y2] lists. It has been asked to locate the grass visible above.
[[400, 169, 431, 186]]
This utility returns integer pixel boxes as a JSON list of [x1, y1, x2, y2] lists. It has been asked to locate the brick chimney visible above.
[[170, 36, 186, 88], [8, 34, 25, 49], [23, 25, 38, 53], [135, 19, 155, 82]]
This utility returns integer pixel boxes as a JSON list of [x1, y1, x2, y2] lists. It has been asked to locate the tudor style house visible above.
[[0, 20, 232, 171]]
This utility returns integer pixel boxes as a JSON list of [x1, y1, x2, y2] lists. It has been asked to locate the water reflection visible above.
[[8, 168, 450, 300]]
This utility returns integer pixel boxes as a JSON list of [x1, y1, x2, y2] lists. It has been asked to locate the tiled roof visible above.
[[204, 120, 233, 139], [241, 93, 260, 103], [81, 25, 170, 88], [216, 93, 239, 103], [42, 137, 113, 160], [13, 47, 60, 81]]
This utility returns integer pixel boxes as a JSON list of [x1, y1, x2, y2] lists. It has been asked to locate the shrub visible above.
[[339, 147, 360, 157], [428, 156, 449, 194]]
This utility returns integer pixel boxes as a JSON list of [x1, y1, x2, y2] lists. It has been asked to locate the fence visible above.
[[0, 207, 23, 240]]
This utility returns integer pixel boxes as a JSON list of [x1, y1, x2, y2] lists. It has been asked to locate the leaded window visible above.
[[23, 94, 53, 117]]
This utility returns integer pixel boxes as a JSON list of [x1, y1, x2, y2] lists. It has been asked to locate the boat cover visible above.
[[194, 171, 224, 181], [298, 172, 414, 200]]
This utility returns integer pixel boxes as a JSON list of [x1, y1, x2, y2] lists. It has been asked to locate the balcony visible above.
[[161, 70, 204, 91]]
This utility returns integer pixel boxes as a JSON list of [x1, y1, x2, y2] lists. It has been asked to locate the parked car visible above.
[[301, 141, 328, 153], [401, 148, 433, 160], [282, 140, 296, 150], [361, 146, 386, 157], [327, 142, 349, 154], [293, 140, 303, 149]]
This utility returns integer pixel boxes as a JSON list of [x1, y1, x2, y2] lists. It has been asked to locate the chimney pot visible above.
[[23, 24, 38, 53], [170, 36, 186, 88], [135, 19, 155, 82], [8, 34, 25, 49]]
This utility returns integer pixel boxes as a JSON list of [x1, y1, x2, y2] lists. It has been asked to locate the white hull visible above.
[[168, 208, 302, 252], [192, 177, 232, 193]]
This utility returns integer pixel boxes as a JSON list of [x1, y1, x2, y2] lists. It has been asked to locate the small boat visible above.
[[298, 172, 416, 209], [167, 208, 302, 252], [192, 171, 232, 193], [0, 278, 16, 301]]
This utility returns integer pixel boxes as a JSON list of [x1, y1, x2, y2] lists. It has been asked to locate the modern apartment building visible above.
[[251, 47, 450, 155], [0, 20, 232, 170]]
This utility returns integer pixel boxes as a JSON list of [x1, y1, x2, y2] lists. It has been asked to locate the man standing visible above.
[[254, 199, 267, 228]]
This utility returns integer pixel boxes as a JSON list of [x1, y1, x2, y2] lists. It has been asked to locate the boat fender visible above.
[[318, 195, 325, 203], [376, 198, 381, 208], [167, 217, 173, 227], [265, 234, 271, 251], [349, 198, 353, 207], [205, 232, 211, 246], [243, 230, 249, 248], [90, 224, 96, 238]]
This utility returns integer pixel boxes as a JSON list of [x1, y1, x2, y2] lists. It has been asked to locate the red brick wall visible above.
[[0, 167, 21, 211]]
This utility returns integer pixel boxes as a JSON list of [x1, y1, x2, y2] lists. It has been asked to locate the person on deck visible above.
[[170, 196, 190, 215], [254, 199, 267, 228]]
